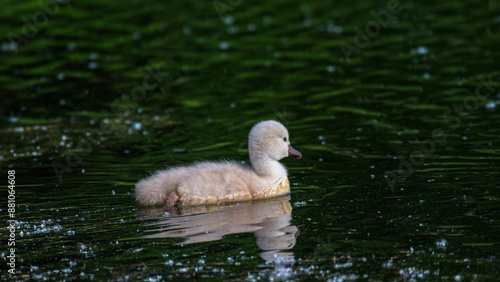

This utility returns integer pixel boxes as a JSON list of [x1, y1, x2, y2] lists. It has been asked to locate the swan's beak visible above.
[[288, 145, 302, 159]]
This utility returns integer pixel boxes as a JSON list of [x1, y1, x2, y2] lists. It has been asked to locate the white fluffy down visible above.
[[135, 120, 299, 207]]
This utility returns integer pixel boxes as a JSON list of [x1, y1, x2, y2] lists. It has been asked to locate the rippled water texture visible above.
[[1, 0, 500, 280]]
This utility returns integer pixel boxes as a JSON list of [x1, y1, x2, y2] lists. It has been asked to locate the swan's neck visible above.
[[250, 156, 287, 180]]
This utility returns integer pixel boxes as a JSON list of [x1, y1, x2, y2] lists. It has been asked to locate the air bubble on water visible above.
[[2, 42, 18, 51], [133, 122, 142, 130], [485, 101, 496, 110], [247, 23, 256, 31], [219, 42, 229, 50], [88, 62, 98, 69], [9, 117, 19, 123], [182, 26, 191, 36], [411, 46, 428, 55], [165, 260, 174, 266], [435, 238, 448, 250], [293, 201, 307, 207], [223, 16, 234, 25], [230, 25, 241, 33]]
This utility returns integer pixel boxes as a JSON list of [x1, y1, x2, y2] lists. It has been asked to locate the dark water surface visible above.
[[1, 0, 500, 280]]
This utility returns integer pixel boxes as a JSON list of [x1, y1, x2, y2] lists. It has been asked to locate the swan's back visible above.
[[135, 161, 272, 206]]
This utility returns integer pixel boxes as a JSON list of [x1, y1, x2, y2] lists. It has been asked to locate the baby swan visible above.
[[135, 120, 302, 207]]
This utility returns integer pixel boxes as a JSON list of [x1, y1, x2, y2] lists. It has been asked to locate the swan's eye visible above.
[[283, 137, 287, 142]]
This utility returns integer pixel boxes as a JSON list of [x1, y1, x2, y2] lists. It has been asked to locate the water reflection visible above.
[[138, 195, 299, 264]]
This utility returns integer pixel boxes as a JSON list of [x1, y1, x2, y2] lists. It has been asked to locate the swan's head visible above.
[[248, 120, 302, 162]]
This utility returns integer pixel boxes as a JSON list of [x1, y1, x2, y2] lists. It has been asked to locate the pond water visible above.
[[2, 0, 500, 280]]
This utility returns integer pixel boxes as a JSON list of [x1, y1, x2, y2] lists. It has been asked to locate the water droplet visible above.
[[88, 62, 98, 69], [485, 101, 496, 110], [414, 46, 428, 54], [9, 117, 19, 123], [435, 238, 448, 250], [219, 42, 229, 50], [182, 26, 191, 36], [2, 42, 17, 51], [247, 23, 256, 31], [223, 16, 234, 25]]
